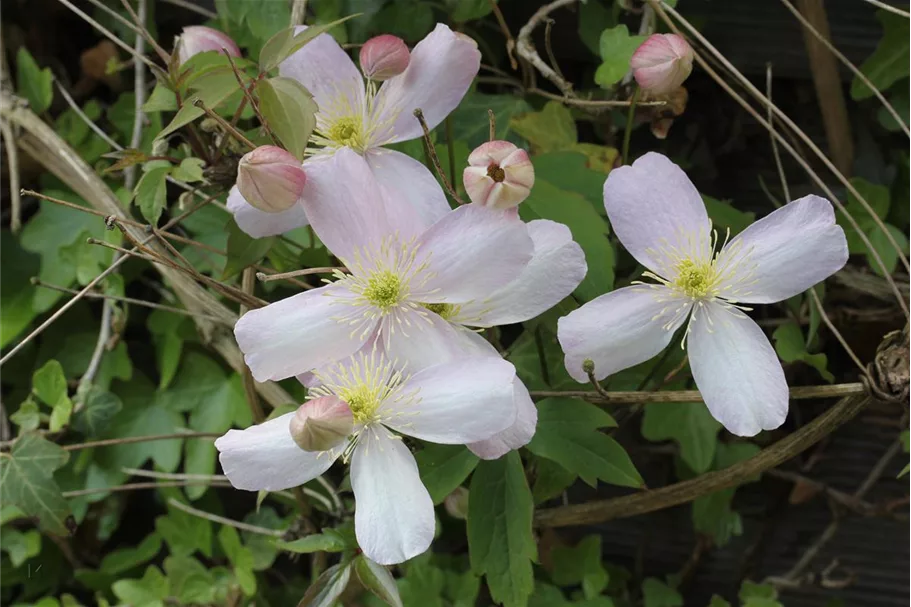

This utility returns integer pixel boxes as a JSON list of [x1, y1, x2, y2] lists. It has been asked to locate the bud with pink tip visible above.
[[462, 141, 535, 209], [176, 25, 241, 65], [630, 33, 694, 95], [289, 396, 354, 452], [359, 35, 410, 81], [236, 146, 308, 214]]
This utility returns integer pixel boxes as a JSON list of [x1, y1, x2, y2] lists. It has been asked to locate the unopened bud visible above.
[[236, 146, 308, 213], [359, 35, 410, 81], [176, 26, 241, 66], [462, 141, 534, 209], [630, 33, 694, 95], [289, 396, 354, 452], [444, 487, 469, 520]]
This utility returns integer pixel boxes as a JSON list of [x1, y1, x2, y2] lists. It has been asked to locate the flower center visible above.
[[362, 270, 403, 310], [337, 384, 382, 424], [326, 116, 368, 152], [422, 302, 459, 320], [672, 258, 716, 299], [487, 163, 506, 182]]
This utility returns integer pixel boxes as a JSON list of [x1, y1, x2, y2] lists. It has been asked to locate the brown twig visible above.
[[63, 480, 232, 498], [860, 0, 911, 18], [0, 119, 21, 232], [765, 64, 790, 204], [256, 266, 343, 283], [528, 87, 665, 108], [63, 431, 222, 451], [168, 498, 285, 537], [530, 382, 865, 404], [487, 108, 496, 141], [118, 0, 170, 64], [193, 98, 256, 150], [516, 0, 578, 98], [223, 51, 275, 144], [413, 108, 465, 204], [488, 0, 518, 69]]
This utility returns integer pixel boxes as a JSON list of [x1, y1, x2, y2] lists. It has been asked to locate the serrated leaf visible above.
[[0, 433, 71, 535], [468, 452, 536, 607], [275, 533, 345, 554], [256, 77, 318, 160], [595, 25, 646, 88], [134, 166, 172, 225], [354, 555, 404, 607], [171, 157, 206, 183], [299, 562, 353, 607], [16, 48, 53, 113], [223, 218, 275, 279], [415, 444, 480, 505], [641, 401, 721, 474]]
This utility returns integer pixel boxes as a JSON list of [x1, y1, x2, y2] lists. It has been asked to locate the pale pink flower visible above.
[[557, 153, 848, 436], [228, 24, 480, 238], [359, 35, 410, 81], [288, 396, 353, 452], [463, 141, 534, 209], [235, 149, 587, 458], [216, 348, 517, 565], [236, 146, 307, 213], [630, 33, 694, 95], [176, 26, 240, 65]]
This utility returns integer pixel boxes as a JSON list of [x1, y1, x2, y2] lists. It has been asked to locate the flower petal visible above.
[[279, 27, 364, 115], [227, 186, 309, 238], [688, 302, 788, 436], [365, 148, 450, 233], [383, 309, 487, 373], [557, 285, 689, 382], [467, 379, 537, 459], [215, 413, 340, 491], [301, 148, 399, 262], [234, 283, 369, 381], [373, 24, 480, 144], [381, 357, 517, 443], [603, 152, 711, 276], [351, 426, 434, 565], [456, 220, 586, 326], [414, 205, 533, 303], [714, 195, 848, 304]]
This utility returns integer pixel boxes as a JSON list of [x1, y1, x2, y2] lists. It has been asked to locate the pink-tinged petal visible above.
[[688, 302, 788, 436], [279, 26, 364, 114], [365, 148, 450, 233], [468, 379, 536, 459], [714, 195, 848, 304], [359, 35, 410, 81], [215, 413, 341, 491], [227, 186, 309, 238], [630, 33, 693, 95], [383, 309, 486, 373], [374, 24, 480, 144], [603, 152, 710, 277], [557, 285, 690, 382], [234, 283, 370, 382], [457, 220, 586, 327], [381, 358, 517, 443], [301, 148, 398, 262], [414, 205, 533, 303], [352, 426, 434, 565], [177, 26, 240, 65]]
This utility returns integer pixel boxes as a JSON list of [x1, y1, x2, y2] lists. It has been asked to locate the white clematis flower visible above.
[[557, 153, 848, 437], [215, 348, 518, 565]]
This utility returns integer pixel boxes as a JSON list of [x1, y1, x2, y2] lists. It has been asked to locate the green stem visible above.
[[621, 86, 641, 165]]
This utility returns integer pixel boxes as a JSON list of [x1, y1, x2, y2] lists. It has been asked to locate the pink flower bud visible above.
[[236, 146, 308, 213], [630, 33, 694, 95], [462, 141, 534, 209], [176, 26, 241, 65], [359, 35, 410, 81], [289, 396, 354, 452]]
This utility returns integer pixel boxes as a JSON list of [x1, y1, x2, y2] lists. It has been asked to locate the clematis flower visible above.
[[462, 141, 535, 209], [216, 348, 518, 565], [235, 148, 588, 458], [557, 153, 848, 437], [630, 33, 694, 95], [359, 35, 410, 81], [176, 26, 240, 65], [228, 24, 481, 238]]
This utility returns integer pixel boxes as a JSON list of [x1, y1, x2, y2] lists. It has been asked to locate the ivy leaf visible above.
[[300, 561, 353, 607], [641, 578, 683, 607], [468, 452, 536, 607], [223, 218, 275, 279], [155, 503, 213, 558], [510, 102, 577, 153], [16, 48, 53, 113], [691, 442, 761, 547], [527, 398, 642, 489], [134, 166, 172, 225], [72, 387, 123, 438], [171, 157, 206, 183], [0, 527, 42, 567], [32, 359, 68, 407], [550, 535, 609, 599], [595, 25, 646, 88], [10, 400, 41, 432], [0, 433, 71, 535], [111, 565, 169, 606], [165, 555, 217, 604], [851, 11, 910, 99], [354, 555, 404, 607], [415, 444, 480, 505], [641, 401, 721, 474], [0, 233, 40, 347]]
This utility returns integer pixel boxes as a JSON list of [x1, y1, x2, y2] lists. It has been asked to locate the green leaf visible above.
[[0, 433, 71, 535], [0, 232, 40, 347], [531, 456, 577, 504], [48, 396, 73, 433], [111, 565, 169, 607], [100, 533, 163, 576], [450, 92, 533, 149], [595, 25, 646, 88], [851, 11, 909, 99], [550, 535, 608, 599], [10, 400, 41, 432], [415, 444, 480, 505], [134, 165, 172, 225], [739, 581, 780, 604], [773, 320, 834, 382], [155, 504, 213, 558], [878, 87, 909, 131], [143, 84, 179, 112], [708, 596, 733, 607], [468, 452, 536, 607], [641, 401, 721, 474], [33, 359, 67, 407], [275, 533, 345, 554], [867, 222, 909, 277], [256, 77, 318, 160], [527, 398, 642, 488], [521, 179, 615, 301], [73, 387, 123, 437], [171, 157, 206, 183], [223, 218, 275, 279], [579, 0, 616, 56], [641, 578, 683, 607], [510, 102, 577, 153], [259, 16, 360, 72], [0, 527, 42, 567], [692, 442, 761, 546], [16, 48, 53, 113], [165, 555, 217, 604], [354, 555, 404, 607], [703, 195, 755, 236], [219, 525, 257, 595], [300, 562, 353, 607]]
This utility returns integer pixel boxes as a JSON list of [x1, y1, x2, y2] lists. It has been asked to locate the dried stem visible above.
[[290, 0, 309, 25], [118, 0, 171, 64], [529, 382, 865, 404], [413, 108, 465, 204], [0, 119, 21, 232], [161, 0, 216, 18], [63, 431, 222, 451], [808, 288, 868, 375], [528, 87, 664, 108], [543, 18, 565, 82], [240, 268, 265, 424], [124, 0, 148, 190], [256, 266, 343, 282], [168, 498, 285, 537], [765, 64, 790, 203], [193, 98, 256, 150], [488, 108, 496, 141], [56, 0, 157, 69], [488, 0, 518, 70], [860, 0, 911, 18], [516, 0, 578, 98], [223, 51, 275, 144], [63, 480, 231, 498]]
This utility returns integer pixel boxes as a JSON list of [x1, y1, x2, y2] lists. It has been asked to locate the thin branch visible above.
[[413, 108, 465, 204], [534, 394, 870, 527], [543, 18, 564, 82], [168, 498, 285, 537], [54, 80, 121, 149], [193, 98, 256, 150], [240, 268, 265, 424], [808, 288, 867, 374], [488, 0, 518, 70], [530, 382, 865, 404], [765, 469, 879, 515], [516, 0, 578, 98], [860, 0, 911, 18], [223, 51, 274, 144], [55, 0, 157, 69], [0, 120, 21, 232], [118, 0, 171, 64], [161, 0, 216, 18], [488, 108, 496, 141], [122, 468, 227, 482], [528, 87, 665, 108], [124, 0, 148, 190], [84, 0, 142, 36], [76, 276, 115, 408], [63, 480, 231, 498], [63, 431, 222, 451], [766, 64, 790, 203]]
